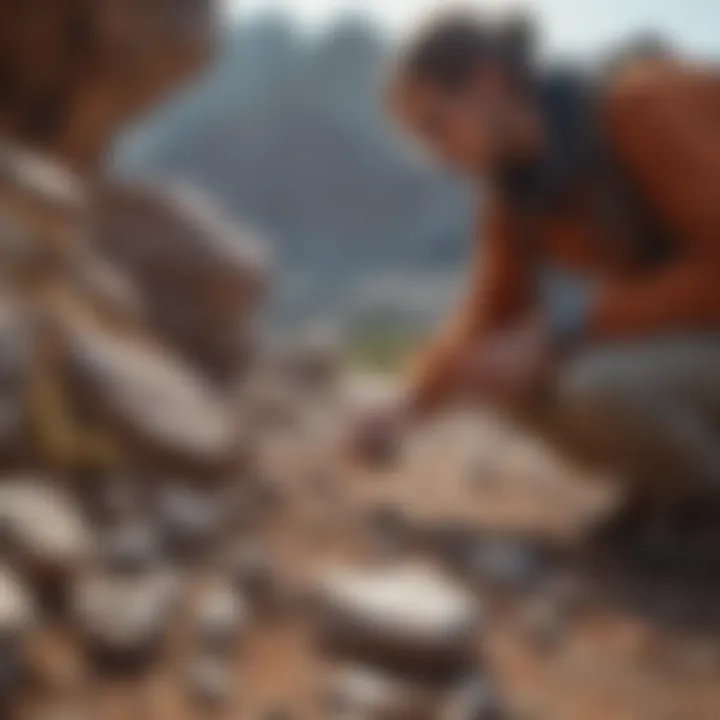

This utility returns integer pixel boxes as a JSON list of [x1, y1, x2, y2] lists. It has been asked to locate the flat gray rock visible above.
[[466, 538, 542, 591], [99, 522, 162, 574], [158, 483, 227, 555], [314, 564, 481, 674], [72, 569, 179, 664], [0, 477, 92, 581], [66, 320, 237, 476]]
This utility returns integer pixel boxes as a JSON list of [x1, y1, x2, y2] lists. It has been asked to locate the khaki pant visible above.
[[521, 337, 720, 500]]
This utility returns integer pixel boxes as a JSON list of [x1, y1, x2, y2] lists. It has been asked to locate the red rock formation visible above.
[[0, 0, 215, 171]]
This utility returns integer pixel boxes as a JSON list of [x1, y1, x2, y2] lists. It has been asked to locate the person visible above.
[[350, 11, 720, 532]]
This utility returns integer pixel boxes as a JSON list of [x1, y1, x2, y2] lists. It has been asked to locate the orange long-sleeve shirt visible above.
[[410, 59, 720, 414]]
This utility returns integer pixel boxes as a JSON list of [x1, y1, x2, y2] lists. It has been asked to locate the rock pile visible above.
[[0, 0, 282, 701], [0, 131, 268, 693], [0, 130, 353, 716]]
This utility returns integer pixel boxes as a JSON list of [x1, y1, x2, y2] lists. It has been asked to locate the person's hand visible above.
[[346, 395, 409, 469], [458, 315, 553, 411]]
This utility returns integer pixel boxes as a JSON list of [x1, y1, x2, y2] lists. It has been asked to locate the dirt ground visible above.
[[19, 395, 720, 720]]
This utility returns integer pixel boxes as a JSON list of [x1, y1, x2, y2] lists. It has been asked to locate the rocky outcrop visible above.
[[91, 181, 269, 383], [0, 0, 214, 171]]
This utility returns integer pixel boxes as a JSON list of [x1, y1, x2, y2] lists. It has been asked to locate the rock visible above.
[[419, 524, 481, 574], [72, 570, 178, 666], [72, 255, 145, 329], [158, 483, 227, 557], [325, 665, 436, 719], [0, 568, 35, 699], [465, 458, 499, 494], [187, 656, 231, 710], [225, 543, 280, 613], [66, 318, 238, 477], [465, 538, 542, 592], [313, 564, 481, 675], [0, 477, 92, 583], [542, 574, 587, 617], [520, 596, 566, 654], [0, 566, 36, 636], [194, 581, 248, 655], [249, 472, 286, 515], [91, 182, 268, 382], [227, 471, 285, 530], [0, 145, 86, 239], [441, 678, 505, 720], [99, 523, 161, 575], [89, 473, 146, 525]]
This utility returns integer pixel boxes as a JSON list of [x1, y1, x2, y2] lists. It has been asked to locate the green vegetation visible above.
[[345, 322, 418, 372]]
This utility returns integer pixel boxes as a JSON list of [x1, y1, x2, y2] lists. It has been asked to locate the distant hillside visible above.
[[112, 14, 474, 331]]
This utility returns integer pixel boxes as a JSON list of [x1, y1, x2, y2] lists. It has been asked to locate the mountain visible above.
[[112, 13, 474, 332]]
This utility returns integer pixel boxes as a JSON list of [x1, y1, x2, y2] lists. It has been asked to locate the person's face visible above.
[[392, 65, 521, 176]]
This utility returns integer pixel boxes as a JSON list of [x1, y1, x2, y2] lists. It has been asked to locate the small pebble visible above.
[[188, 656, 231, 709]]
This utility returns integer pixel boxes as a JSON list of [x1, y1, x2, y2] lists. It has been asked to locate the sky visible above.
[[225, 0, 719, 57]]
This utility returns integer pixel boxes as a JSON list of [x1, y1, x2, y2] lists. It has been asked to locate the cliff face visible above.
[[0, 0, 215, 171], [0, 1, 256, 478]]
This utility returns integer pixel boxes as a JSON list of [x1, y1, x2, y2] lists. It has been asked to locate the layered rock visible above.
[[0, 0, 214, 171], [91, 181, 269, 383]]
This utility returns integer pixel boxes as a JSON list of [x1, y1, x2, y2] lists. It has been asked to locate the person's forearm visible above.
[[406, 334, 467, 418]]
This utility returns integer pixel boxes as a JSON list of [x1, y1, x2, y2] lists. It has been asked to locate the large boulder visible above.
[[0, 0, 215, 171], [91, 181, 269, 382]]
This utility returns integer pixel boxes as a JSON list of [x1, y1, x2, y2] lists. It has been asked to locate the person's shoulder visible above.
[[603, 55, 715, 120]]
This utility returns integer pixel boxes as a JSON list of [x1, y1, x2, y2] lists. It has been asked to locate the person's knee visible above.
[[556, 351, 653, 448]]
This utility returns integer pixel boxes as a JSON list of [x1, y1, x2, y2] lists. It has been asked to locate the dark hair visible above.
[[396, 11, 536, 89]]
